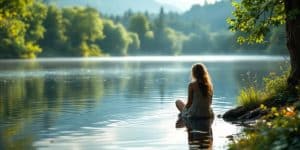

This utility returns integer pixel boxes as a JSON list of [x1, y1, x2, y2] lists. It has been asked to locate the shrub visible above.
[[229, 106, 300, 150], [237, 68, 289, 107], [263, 70, 289, 99]]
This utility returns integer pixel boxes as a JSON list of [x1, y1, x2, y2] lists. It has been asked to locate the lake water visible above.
[[0, 56, 287, 150]]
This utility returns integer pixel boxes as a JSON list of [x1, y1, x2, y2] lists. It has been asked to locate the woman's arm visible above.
[[185, 83, 193, 108]]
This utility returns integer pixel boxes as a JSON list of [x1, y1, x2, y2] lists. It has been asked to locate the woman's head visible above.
[[191, 63, 213, 97], [192, 63, 208, 82]]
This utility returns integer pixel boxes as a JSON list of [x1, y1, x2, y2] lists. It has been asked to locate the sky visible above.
[[54, 0, 223, 15], [155, 0, 219, 11]]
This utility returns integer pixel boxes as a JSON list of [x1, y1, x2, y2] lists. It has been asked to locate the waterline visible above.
[[0, 55, 288, 63]]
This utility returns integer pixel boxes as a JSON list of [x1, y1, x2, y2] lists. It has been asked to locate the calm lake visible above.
[[0, 56, 287, 150]]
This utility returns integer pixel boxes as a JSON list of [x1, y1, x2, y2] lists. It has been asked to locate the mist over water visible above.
[[0, 56, 287, 149], [0, 0, 292, 148]]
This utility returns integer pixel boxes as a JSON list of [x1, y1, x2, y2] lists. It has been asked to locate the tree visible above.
[[164, 27, 187, 55], [39, 5, 67, 56], [154, 7, 166, 38], [183, 33, 213, 54], [121, 9, 133, 27], [98, 20, 133, 56], [128, 14, 152, 50], [127, 32, 140, 55], [227, 0, 300, 90], [62, 7, 104, 57], [0, 0, 47, 58], [153, 7, 169, 53]]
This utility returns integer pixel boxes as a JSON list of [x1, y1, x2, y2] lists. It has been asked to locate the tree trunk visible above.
[[285, 0, 300, 92]]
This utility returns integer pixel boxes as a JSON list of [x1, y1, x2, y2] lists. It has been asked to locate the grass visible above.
[[237, 68, 289, 108], [229, 105, 300, 150], [229, 65, 300, 150], [237, 87, 265, 108]]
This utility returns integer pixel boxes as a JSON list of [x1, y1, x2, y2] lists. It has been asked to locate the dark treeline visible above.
[[108, 1, 287, 55], [0, 0, 287, 59]]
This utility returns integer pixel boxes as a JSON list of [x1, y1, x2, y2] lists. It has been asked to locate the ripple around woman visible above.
[[176, 117, 214, 150], [175, 63, 214, 149]]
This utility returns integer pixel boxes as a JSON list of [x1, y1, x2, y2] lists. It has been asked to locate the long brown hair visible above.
[[192, 63, 213, 97]]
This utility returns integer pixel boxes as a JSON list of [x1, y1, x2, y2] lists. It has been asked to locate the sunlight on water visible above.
[[0, 56, 287, 150], [0, 55, 287, 63]]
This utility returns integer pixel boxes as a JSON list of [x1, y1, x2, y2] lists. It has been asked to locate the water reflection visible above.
[[176, 117, 214, 150], [0, 56, 286, 149], [0, 61, 105, 150]]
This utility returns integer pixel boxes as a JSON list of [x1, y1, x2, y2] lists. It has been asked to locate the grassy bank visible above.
[[237, 69, 289, 108], [229, 104, 300, 149], [228, 67, 300, 149]]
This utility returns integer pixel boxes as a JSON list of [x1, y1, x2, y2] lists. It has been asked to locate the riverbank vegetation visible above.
[[224, 0, 300, 149], [229, 84, 300, 149], [0, 0, 287, 59], [237, 68, 289, 108], [229, 103, 300, 149], [225, 66, 300, 149]]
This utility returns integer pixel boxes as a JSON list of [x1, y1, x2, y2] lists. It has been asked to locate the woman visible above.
[[175, 63, 214, 118]]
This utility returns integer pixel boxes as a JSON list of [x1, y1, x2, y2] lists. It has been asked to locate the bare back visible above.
[[187, 82, 213, 118]]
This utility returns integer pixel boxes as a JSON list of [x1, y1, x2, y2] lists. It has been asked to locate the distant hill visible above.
[[182, 0, 233, 31], [45, 0, 179, 14]]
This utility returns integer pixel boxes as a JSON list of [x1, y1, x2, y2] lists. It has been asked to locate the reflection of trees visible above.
[[0, 60, 202, 149], [0, 60, 105, 150], [158, 73, 166, 103], [0, 62, 44, 150]]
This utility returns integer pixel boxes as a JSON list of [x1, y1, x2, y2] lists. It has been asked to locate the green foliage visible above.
[[128, 14, 151, 42], [227, 0, 285, 44], [39, 5, 67, 56], [155, 7, 166, 34], [229, 106, 300, 150], [128, 13, 159, 52], [0, 0, 47, 58], [152, 7, 167, 51], [0, 0, 289, 58], [40, 5, 141, 57], [264, 70, 289, 98], [98, 20, 135, 56], [0, 61, 105, 149], [237, 67, 289, 107], [126, 9, 187, 55], [164, 27, 187, 55], [144, 31, 154, 39], [62, 7, 104, 56], [238, 87, 265, 108], [127, 32, 140, 54], [183, 31, 213, 54]]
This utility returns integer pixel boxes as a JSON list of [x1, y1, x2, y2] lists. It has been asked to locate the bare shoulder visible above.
[[189, 82, 198, 89]]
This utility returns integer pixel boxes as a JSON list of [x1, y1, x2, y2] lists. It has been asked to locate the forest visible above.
[[0, 0, 287, 58]]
